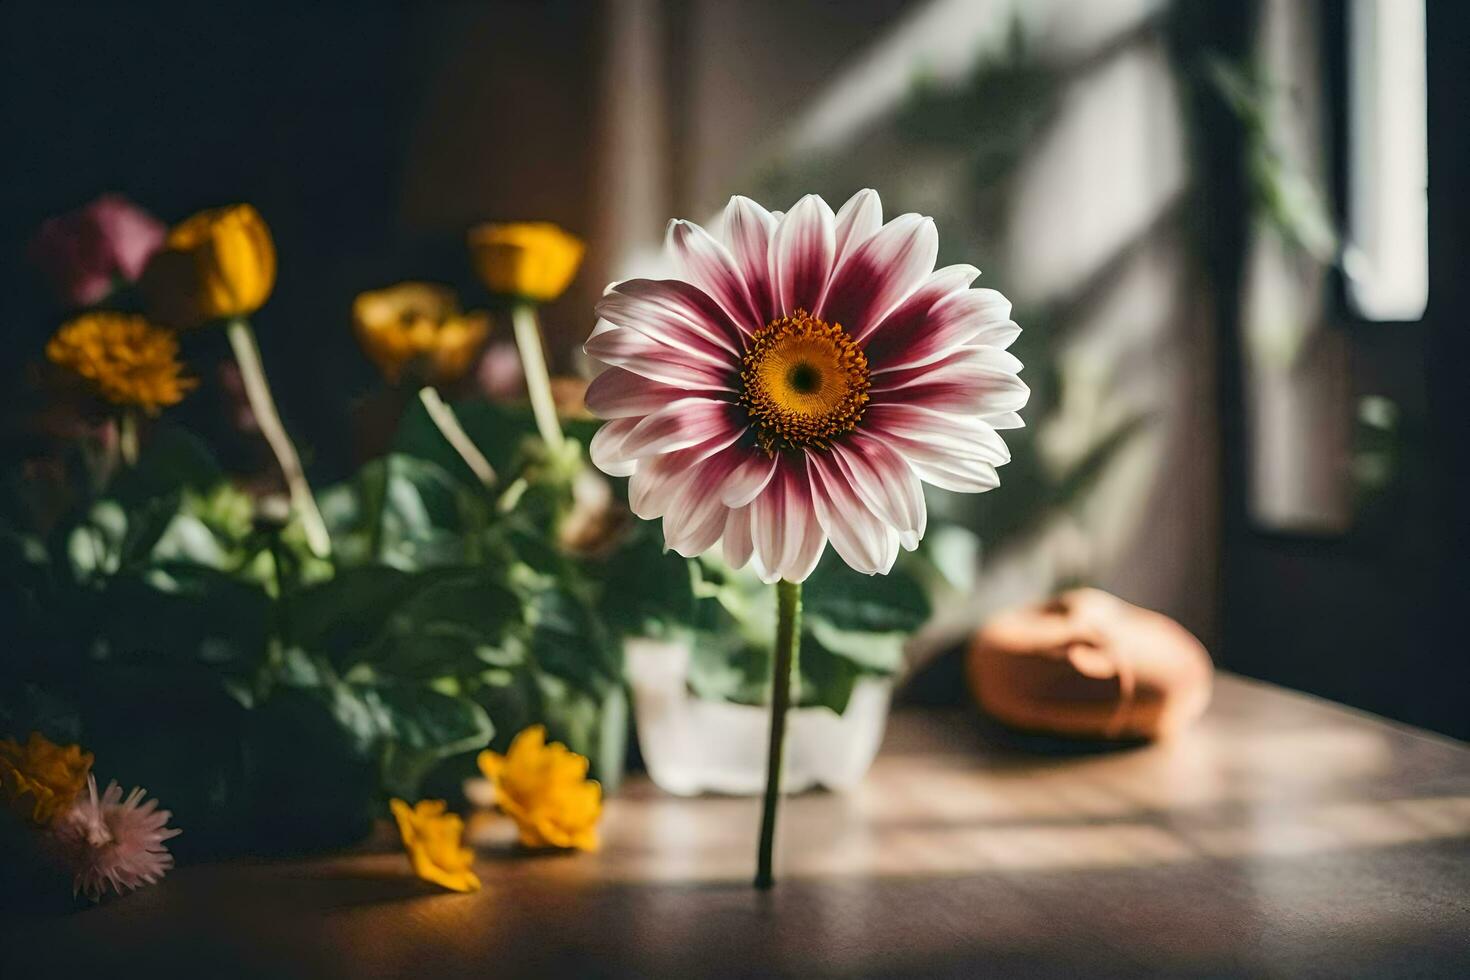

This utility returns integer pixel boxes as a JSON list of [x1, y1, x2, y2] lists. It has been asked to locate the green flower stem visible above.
[[225, 317, 332, 559], [418, 385, 497, 487], [756, 577, 802, 890], [118, 409, 139, 467], [510, 302, 565, 452], [363, 454, 389, 561]]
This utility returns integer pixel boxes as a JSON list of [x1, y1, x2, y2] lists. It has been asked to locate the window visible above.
[[1343, 0, 1428, 321]]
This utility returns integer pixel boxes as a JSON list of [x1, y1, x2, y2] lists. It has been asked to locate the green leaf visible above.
[[806, 615, 907, 675], [529, 584, 620, 685], [591, 682, 629, 792], [392, 397, 537, 485], [529, 672, 628, 787], [319, 454, 485, 571], [0, 528, 53, 644], [242, 686, 380, 852], [0, 682, 81, 744], [803, 553, 930, 633], [326, 682, 393, 756], [370, 684, 495, 757], [149, 512, 235, 569], [105, 564, 273, 671], [686, 631, 770, 706], [291, 566, 416, 666], [108, 424, 223, 506], [182, 484, 255, 544], [797, 637, 865, 715], [368, 683, 496, 799], [121, 492, 183, 565], [683, 623, 881, 715], [64, 501, 128, 580], [371, 570, 525, 678], [596, 525, 698, 636]]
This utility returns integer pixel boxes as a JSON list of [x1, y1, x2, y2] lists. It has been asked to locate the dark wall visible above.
[[1, 1, 599, 479]]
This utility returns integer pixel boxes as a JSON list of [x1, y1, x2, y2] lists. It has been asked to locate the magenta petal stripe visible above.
[[723, 196, 780, 324], [668, 219, 763, 333], [722, 506, 756, 568], [585, 367, 723, 418], [628, 436, 729, 518], [870, 347, 1029, 416], [832, 188, 882, 269], [585, 321, 736, 390], [820, 213, 937, 339], [595, 290, 734, 367], [830, 433, 926, 552], [869, 286, 1017, 374], [617, 398, 741, 461], [751, 461, 827, 584], [718, 446, 779, 508], [807, 449, 896, 575], [770, 195, 835, 317], [860, 264, 983, 368], [588, 418, 640, 477], [865, 404, 1011, 466], [600, 278, 748, 355]]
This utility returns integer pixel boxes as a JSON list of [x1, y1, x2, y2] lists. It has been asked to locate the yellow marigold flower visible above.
[[389, 798, 481, 893], [467, 222, 584, 304], [353, 282, 490, 385], [0, 732, 94, 826], [46, 313, 197, 413], [144, 204, 276, 328], [477, 726, 601, 852]]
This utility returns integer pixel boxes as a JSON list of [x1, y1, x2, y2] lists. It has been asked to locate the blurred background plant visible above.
[[0, 202, 671, 856], [0, 182, 947, 856]]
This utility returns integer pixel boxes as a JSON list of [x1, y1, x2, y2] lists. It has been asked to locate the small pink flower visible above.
[[476, 340, 526, 401], [28, 195, 166, 308], [51, 775, 181, 901]]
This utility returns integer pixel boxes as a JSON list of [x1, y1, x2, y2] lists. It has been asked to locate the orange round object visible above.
[[967, 589, 1213, 741]]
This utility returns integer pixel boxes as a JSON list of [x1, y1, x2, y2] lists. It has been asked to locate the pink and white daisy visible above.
[[50, 774, 181, 901], [585, 189, 1027, 582]]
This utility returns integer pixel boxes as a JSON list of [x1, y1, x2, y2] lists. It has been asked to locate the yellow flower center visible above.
[[740, 310, 870, 454]]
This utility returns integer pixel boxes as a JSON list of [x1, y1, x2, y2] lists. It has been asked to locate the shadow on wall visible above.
[[612, 0, 1217, 659]]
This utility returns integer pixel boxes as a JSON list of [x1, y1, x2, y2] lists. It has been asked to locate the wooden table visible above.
[[4, 674, 1469, 978]]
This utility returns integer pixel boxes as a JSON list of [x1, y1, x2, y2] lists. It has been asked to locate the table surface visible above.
[[4, 673, 1469, 979]]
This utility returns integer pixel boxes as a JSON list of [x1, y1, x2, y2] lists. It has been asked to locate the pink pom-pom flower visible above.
[[50, 774, 181, 901], [584, 189, 1028, 582]]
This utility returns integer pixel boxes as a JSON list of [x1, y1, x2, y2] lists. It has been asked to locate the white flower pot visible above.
[[625, 636, 892, 796]]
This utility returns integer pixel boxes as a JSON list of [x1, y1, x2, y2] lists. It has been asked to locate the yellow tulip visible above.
[[144, 204, 276, 327], [467, 222, 584, 304], [352, 282, 490, 385]]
